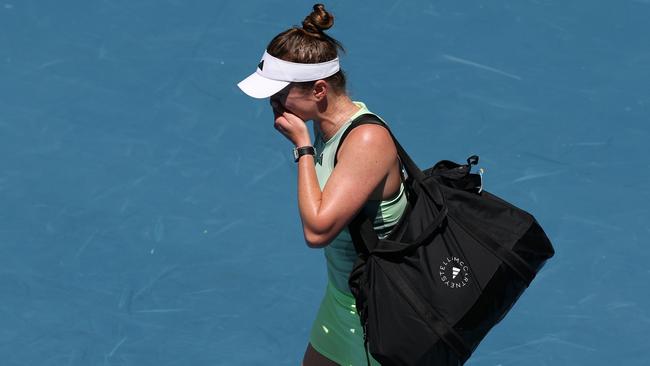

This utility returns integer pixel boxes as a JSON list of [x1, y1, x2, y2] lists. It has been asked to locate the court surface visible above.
[[1, 1, 648, 365]]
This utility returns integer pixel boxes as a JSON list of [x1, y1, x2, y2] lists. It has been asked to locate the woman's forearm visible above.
[[296, 154, 332, 247]]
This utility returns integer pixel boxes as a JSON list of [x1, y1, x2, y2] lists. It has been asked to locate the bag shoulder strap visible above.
[[333, 114, 446, 253], [338, 116, 536, 283], [335, 113, 446, 210], [333, 114, 425, 183], [334, 113, 383, 167]]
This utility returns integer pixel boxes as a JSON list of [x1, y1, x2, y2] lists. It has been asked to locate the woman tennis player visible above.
[[238, 4, 406, 365]]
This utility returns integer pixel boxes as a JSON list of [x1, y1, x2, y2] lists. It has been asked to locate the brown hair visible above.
[[266, 4, 347, 94]]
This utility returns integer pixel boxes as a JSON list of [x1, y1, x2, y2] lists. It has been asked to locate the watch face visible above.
[[293, 148, 299, 161]]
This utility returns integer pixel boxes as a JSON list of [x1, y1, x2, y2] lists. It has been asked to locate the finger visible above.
[[281, 110, 301, 124], [274, 122, 284, 133], [274, 118, 287, 132]]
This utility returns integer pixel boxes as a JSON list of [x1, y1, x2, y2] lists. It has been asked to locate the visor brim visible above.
[[237, 72, 290, 99]]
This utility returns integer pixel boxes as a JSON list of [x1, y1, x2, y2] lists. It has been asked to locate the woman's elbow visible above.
[[303, 229, 332, 248]]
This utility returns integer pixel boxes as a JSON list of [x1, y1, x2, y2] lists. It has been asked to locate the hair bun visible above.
[[302, 3, 334, 34]]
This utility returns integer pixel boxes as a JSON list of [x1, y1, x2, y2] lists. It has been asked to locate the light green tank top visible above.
[[313, 101, 407, 294]]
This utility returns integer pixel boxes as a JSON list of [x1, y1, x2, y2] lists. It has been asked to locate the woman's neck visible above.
[[314, 96, 361, 142]]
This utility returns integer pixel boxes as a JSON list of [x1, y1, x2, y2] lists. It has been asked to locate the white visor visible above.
[[238, 51, 340, 99]]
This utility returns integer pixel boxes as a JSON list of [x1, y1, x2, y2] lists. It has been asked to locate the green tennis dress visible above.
[[309, 102, 407, 366]]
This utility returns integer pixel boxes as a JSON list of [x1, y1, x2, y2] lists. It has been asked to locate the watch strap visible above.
[[294, 146, 316, 162]]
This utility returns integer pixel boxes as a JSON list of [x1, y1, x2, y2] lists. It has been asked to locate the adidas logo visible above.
[[258, 60, 264, 71], [439, 256, 471, 289]]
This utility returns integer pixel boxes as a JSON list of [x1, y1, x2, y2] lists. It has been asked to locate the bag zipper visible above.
[[363, 320, 371, 366]]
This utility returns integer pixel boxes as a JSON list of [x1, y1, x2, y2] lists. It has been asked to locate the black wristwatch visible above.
[[293, 146, 316, 162]]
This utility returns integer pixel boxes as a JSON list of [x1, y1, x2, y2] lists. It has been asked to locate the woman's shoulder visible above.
[[337, 121, 396, 164], [346, 102, 391, 145], [345, 122, 391, 143]]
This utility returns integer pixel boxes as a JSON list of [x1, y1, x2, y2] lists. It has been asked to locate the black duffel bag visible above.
[[338, 114, 555, 365]]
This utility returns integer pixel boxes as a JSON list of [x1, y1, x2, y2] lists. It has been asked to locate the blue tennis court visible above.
[[1, 1, 648, 365]]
